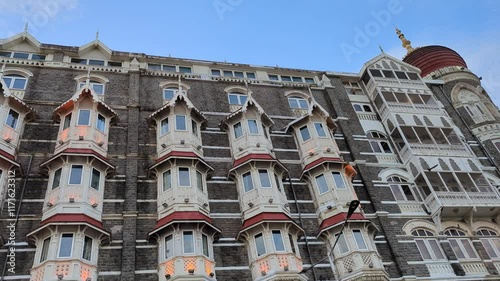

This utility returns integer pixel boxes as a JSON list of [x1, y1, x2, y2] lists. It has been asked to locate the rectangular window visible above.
[[243, 171, 254, 192], [449, 239, 465, 259], [234, 122, 243, 138], [148, 64, 161, 71], [288, 234, 296, 254], [315, 174, 329, 194], [40, 237, 50, 262], [163, 89, 175, 100], [52, 168, 62, 189], [196, 171, 203, 191], [77, 109, 91, 126], [183, 231, 194, 253], [274, 173, 282, 192], [163, 170, 171, 191], [305, 77, 315, 84], [96, 114, 106, 132], [211, 69, 221, 76], [63, 113, 72, 130], [5, 109, 19, 129], [332, 172, 346, 189], [82, 236, 92, 261], [300, 125, 311, 141], [160, 118, 169, 136], [192, 120, 198, 137], [13, 52, 29, 59], [428, 239, 445, 259], [92, 83, 104, 95], [272, 230, 285, 251], [281, 76, 292, 82], [69, 165, 83, 185], [336, 233, 349, 254], [255, 233, 266, 256], [90, 168, 100, 190], [246, 72, 256, 79], [268, 74, 279, 81], [179, 66, 192, 74], [247, 120, 259, 134], [178, 167, 190, 187], [165, 234, 173, 259], [314, 123, 327, 137], [415, 239, 432, 260], [223, 70, 232, 77], [88, 59, 105, 66], [480, 238, 500, 259], [162, 65, 176, 72], [234, 71, 244, 78], [258, 169, 271, 188], [353, 230, 368, 250], [175, 115, 187, 131], [202, 234, 209, 257], [58, 233, 73, 258]]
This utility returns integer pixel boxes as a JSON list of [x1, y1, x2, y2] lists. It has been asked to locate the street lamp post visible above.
[[299, 200, 361, 279]]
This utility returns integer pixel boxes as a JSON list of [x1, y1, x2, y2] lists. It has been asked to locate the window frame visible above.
[[288, 96, 308, 109], [332, 171, 347, 189], [258, 169, 272, 188], [242, 171, 254, 192], [335, 232, 350, 255], [299, 125, 311, 142], [272, 230, 286, 252], [228, 93, 247, 105], [2, 74, 28, 90], [165, 234, 174, 259], [79, 81, 105, 95], [477, 229, 500, 259], [160, 117, 169, 136], [352, 230, 368, 250], [58, 233, 74, 258], [175, 115, 187, 131], [182, 231, 195, 254], [162, 169, 172, 192], [314, 122, 327, 137], [247, 119, 259, 135], [412, 229, 446, 261], [63, 113, 72, 130], [96, 114, 106, 133], [191, 120, 198, 137], [77, 109, 91, 126], [255, 233, 266, 256], [82, 236, 93, 261], [178, 167, 191, 187], [202, 234, 210, 257], [315, 174, 329, 194], [90, 168, 101, 190], [196, 170, 204, 192], [40, 237, 51, 263], [52, 168, 62, 190], [5, 109, 20, 129], [68, 165, 84, 185], [233, 122, 243, 139]]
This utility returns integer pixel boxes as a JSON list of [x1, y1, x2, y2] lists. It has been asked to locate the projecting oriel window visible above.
[[77, 110, 91, 126]]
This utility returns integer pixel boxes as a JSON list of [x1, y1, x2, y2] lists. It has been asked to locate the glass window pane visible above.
[[0, 51, 11, 57], [176, 115, 187, 130], [90, 169, 100, 190], [274, 173, 282, 192], [165, 235, 173, 259], [211, 69, 221, 76], [281, 76, 292, 82], [353, 230, 368, 250], [6, 109, 19, 129], [315, 174, 328, 194], [255, 233, 266, 256], [248, 120, 259, 134], [315, 123, 327, 137], [13, 52, 29, 59], [390, 184, 405, 201], [148, 64, 161, 70], [228, 94, 239, 104], [163, 170, 171, 191], [12, 78, 27, 89], [240, 95, 247, 104], [288, 98, 299, 108], [178, 167, 190, 187], [82, 236, 92, 261], [336, 233, 349, 254], [449, 239, 465, 259], [163, 65, 176, 72], [179, 67, 192, 73], [288, 234, 296, 254], [52, 168, 62, 189], [305, 77, 315, 84], [246, 72, 256, 79], [183, 231, 194, 253], [192, 120, 198, 137], [3, 77, 12, 87], [69, 165, 83, 184], [234, 71, 244, 78], [77, 110, 91, 125], [223, 70, 233, 77], [332, 172, 346, 189], [97, 114, 106, 132], [197, 171, 203, 191], [92, 84, 104, 94], [160, 118, 169, 136], [243, 172, 254, 192], [268, 74, 279, 81], [40, 237, 50, 262], [300, 126, 311, 141], [58, 234, 73, 257], [370, 141, 382, 153], [461, 239, 477, 258], [428, 240, 445, 259], [202, 234, 209, 257], [292, 76, 303, 82], [88, 59, 105, 66], [164, 89, 175, 100], [63, 113, 72, 130], [298, 99, 308, 109], [415, 239, 432, 260], [234, 122, 243, 138], [272, 230, 285, 251], [258, 170, 271, 188]]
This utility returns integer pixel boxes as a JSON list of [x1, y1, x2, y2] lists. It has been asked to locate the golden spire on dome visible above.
[[395, 27, 414, 54]]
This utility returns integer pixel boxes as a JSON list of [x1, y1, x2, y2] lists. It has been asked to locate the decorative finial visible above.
[[395, 27, 414, 54], [24, 22, 28, 34], [0, 62, 6, 79], [95, 31, 99, 41], [244, 80, 253, 99], [378, 44, 385, 53], [178, 75, 183, 94]]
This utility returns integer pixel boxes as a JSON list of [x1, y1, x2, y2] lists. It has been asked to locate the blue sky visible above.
[[0, 0, 499, 105]]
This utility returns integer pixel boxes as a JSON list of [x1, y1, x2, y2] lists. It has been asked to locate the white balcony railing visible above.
[[334, 251, 386, 278], [30, 259, 97, 281], [461, 261, 489, 275], [424, 191, 500, 215], [158, 255, 216, 281], [425, 261, 455, 277], [250, 253, 303, 279]]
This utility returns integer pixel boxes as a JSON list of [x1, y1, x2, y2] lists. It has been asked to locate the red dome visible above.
[[403, 45, 467, 77]]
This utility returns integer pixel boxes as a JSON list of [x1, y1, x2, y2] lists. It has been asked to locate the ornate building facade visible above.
[[0, 27, 499, 281]]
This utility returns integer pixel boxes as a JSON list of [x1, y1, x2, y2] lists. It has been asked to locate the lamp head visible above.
[[347, 200, 360, 218]]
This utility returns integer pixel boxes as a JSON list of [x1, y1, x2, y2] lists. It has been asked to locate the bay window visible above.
[[77, 109, 91, 126]]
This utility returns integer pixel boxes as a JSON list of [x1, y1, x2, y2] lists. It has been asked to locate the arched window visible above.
[[227, 92, 247, 105], [412, 229, 446, 260], [388, 176, 418, 201], [444, 228, 478, 259], [367, 131, 392, 153], [288, 96, 308, 109], [75, 74, 109, 95], [2, 74, 27, 90], [79, 80, 105, 95], [163, 87, 184, 100], [476, 229, 500, 259]]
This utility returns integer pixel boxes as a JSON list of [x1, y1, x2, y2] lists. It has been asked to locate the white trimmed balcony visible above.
[[424, 191, 500, 217], [56, 126, 108, 157], [30, 259, 97, 281], [398, 143, 470, 164], [250, 253, 306, 281], [334, 250, 387, 280], [159, 255, 216, 281], [43, 186, 102, 221]]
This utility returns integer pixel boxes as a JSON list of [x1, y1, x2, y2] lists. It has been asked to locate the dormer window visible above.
[[77, 110, 91, 126], [79, 81, 104, 95], [228, 93, 247, 105], [288, 96, 308, 109], [5, 109, 19, 129], [3, 74, 27, 90]]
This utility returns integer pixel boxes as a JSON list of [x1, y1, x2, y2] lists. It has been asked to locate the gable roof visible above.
[[53, 86, 117, 121], [220, 92, 274, 130], [148, 91, 206, 126], [0, 30, 41, 51], [284, 96, 335, 133], [359, 53, 421, 75], [0, 72, 36, 120]]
